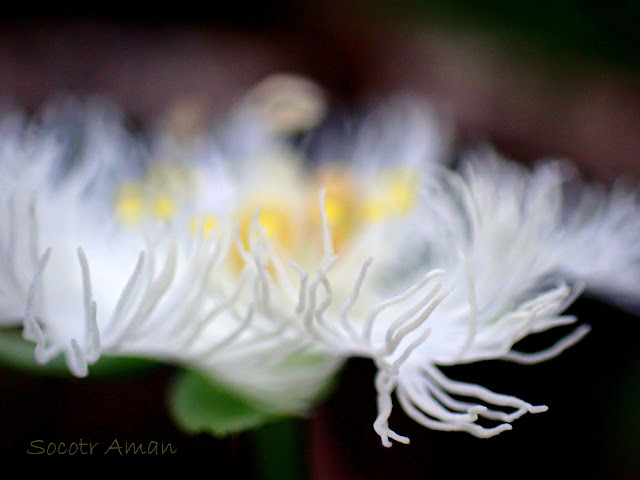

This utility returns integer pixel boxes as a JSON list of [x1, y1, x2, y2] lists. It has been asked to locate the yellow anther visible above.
[[231, 202, 299, 271], [363, 198, 389, 221], [202, 214, 219, 237], [114, 162, 203, 228], [246, 206, 295, 251], [152, 196, 177, 221], [325, 196, 347, 225], [312, 168, 362, 251], [114, 182, 145, 226], [190, 213, 219, 239], [364, 169, 419, 221], [258, 209, 288, 242], [387, 174, 417, 215]]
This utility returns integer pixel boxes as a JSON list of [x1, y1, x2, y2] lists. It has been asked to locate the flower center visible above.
[[114, 162, 420, 271], [364, 169, 419, 221]]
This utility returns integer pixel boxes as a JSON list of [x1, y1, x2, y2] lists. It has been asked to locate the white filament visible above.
[[339, 257, 374, 341], [503, 324, 591, 364]]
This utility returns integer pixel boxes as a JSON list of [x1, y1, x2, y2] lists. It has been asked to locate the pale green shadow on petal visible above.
[[168, 359, 340, 438], [0, 329, 160, 378], [167, 368, 290, 437]]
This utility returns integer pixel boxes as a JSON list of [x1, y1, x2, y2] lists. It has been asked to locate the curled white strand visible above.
[[102, 251, 145, 342], [396, 388, 512, 438], [248, 207, 263, 253], [76, 248, 93, 315], [250, 217, 301, 323], [177, 269, 249, 351], [423, 376, 488, 419], [385, 283, 443, 353], [339, 257, 374, 342], [301, 274, 322, 342], [290, 261, 308, 314], [34, 343, 61, 365], [450, 170, 481, 240], [389, 326, 433, 372], [78, 247, 100, 363], [387, 289, 453, 373], [531, 315, 577, 333], [503, 324, 591, 364], [23, 247, 51, 348], [67, 339, 88, 377], [129, 243, 178, 331], [363, 269, 445, 344], [0, 201, 24, 302], [403, 374, 486, 424], [3, 195, 17, 262], [192, 305, 256, 361], [252, 246, 273, 318], [373, 370, 410, 448], [556, 280, 585, 313], [456, 249, 478, 359], [156, 240, 227, 342], [318, 189, 334, 257], [28, 199, 40, 269], [471, 283, 577, 361], [518, 282, 572, 312], [85, 301, 99, 363], [314, 275, 343, 339], [425, 364, 547, 422], [376, 361, 554, 444], [237, 218, 278, 319], [7, 196, 15, 266], [260, 233, 297, 303], [110, 244, 177, 348], [6, 196, 23, 293], [233, 223, 254, 268], [302, 255, 339, 343]]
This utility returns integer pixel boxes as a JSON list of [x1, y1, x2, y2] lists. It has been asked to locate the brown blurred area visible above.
[[1, 1, 640, 478], [0, 2, 638, 178]]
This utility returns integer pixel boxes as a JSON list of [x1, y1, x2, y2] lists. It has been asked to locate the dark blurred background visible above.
[[1, 1, 640, 477]]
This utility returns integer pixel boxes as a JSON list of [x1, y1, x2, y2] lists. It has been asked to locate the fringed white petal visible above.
[[558, 180, 640, 310], [4, 98, 636, 449]]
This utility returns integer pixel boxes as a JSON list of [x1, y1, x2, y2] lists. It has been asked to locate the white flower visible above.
[[1, 91, 638, 447]]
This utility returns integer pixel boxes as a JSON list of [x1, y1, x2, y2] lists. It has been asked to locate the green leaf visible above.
[[0, 329, 159, 379], [168, 369, 288, 437]]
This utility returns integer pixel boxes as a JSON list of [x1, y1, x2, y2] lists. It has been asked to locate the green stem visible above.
[[250, 417, 309, 480]]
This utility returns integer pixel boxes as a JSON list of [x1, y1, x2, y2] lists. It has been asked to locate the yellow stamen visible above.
[[202, 214, 219, 237], [257, 208, 293, 246], [190, 213, 219, 239], [387, 174, 417, 215], [364, 169, 419, 221], [312, 168, 362, 251], [114, 182, 145, 226], [152, 196, 177, 221], [232, 203, 299, 271], [364, 198, 389, 221]]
